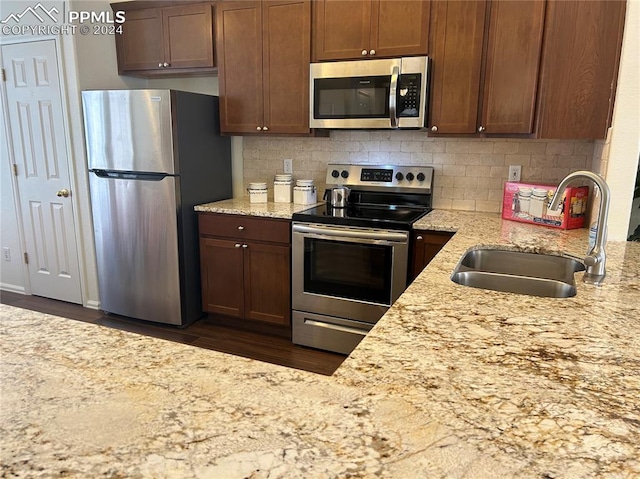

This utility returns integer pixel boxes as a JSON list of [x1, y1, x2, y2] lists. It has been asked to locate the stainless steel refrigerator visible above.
[[82, 89, 232, 326]]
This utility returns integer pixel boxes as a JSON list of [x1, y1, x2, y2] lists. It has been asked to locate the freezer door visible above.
[[82, 90, 175, 173], [90, 172, 182, 325]]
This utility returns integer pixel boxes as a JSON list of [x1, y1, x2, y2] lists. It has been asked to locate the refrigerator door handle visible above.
[[92, 169, 171, 181]]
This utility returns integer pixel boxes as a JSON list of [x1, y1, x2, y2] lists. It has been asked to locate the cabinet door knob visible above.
[[163, 62, 170, 67], [234, 243, 242, 248], [416, 235, 423, 240], [361, 49, 368, 56], [369, 49, 376, 56], [263, 126, 268, 131], [237, 226, 245, 230], [256, 126, 262, 131], [158, 62, 163, 68], [478, 126, 486, 132], [241, 244, 248, 248], [430, 126, 438, 132]]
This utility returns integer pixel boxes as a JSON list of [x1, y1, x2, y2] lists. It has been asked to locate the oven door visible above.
[[292, 223, 409, 323]]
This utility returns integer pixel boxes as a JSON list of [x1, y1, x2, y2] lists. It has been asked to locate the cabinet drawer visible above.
[[198, 213, 290, 244]]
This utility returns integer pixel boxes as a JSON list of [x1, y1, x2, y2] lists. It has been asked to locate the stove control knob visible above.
[[395, 172, 404, 181], [417, 172, 426, 182], [406, 172, 415, 181], [341, 170, 349, 179], [331, 169, 340, 178]]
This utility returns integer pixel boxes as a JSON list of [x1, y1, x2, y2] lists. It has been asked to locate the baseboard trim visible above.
[[84, 300, 101, 310], [0, 283, 26, 294]]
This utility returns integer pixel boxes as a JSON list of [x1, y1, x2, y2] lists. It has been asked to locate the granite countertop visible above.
[[194, 197, 322, 219], [2, 204, 639, 478]]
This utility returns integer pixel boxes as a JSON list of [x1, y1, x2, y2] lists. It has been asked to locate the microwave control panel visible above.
[[397, 74, 422, 118]]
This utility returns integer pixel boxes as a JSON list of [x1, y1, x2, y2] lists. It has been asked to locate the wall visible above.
[[243, 134, 594, 213], [603, 0, 640, 241]]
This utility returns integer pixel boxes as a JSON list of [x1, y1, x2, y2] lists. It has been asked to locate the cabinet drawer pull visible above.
[[416, 235, 423, 240], [238, 226, 245, 230]]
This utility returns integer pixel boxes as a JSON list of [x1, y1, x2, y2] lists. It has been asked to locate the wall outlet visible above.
[[508, 165, 522, 182], [283, 159, 293, 174], [2, 247, 10, 262]]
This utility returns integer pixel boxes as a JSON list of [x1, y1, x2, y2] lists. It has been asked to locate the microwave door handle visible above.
[[389, 66, 399, 129]]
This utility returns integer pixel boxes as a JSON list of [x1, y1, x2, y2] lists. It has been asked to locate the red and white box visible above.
[[502, 181, 589, 230]]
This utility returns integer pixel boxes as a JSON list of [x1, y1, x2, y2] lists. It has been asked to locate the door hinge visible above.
[[23, 252, 29, 264], [1, 69, 5, 82], [12, 164, 18, 176]]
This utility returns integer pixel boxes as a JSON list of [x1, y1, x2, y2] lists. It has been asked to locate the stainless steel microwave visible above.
[[309, 56, 429, 129]]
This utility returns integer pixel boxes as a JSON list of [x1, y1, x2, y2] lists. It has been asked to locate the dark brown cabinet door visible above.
[[429, 0, 486, 134], [262, 0, 311, 134], [162, 3, 215, 69], [312, 0, 372, 61], [116, 8, 164, 72], [243, 242, 291, 325], [370, 0, 430, 58], [410, 230, 454, 282], [479, 0, 545, 134], [536, 0, 626, 139], [216, 1, 264, 133], [217, 0, 310, 134], [200, 237, 245, 318]]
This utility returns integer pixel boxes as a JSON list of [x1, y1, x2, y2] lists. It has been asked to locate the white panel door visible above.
[[2, 40, 82, 304]]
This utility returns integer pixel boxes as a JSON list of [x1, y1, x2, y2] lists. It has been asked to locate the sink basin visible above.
[[451, 248, 585, 298]]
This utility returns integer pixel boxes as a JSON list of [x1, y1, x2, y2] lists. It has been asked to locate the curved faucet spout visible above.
[[548, 170, 610, 285]]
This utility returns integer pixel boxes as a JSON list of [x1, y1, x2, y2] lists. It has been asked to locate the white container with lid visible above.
[[517, 187, 533, 217], [529, 187, 549, 218], [247, 182, 268, 204], [274, 174, 292, 203], [293, 179, 316, 205]]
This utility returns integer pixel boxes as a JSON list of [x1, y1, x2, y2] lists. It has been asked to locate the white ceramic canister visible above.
[[293, 179, 316, 205], [247, 182, 268, 204], [529, 187, 549, 218], [274, 174, 292, 203], [517, 187, 533, 216]]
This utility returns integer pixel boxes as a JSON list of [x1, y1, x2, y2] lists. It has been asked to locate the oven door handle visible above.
[[293, 224, 408, 244], [304, 318, 369, 337]]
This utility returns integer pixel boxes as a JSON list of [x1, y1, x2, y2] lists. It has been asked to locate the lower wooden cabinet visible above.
[[410, 230, 455, 282], [199, 213, 291, 326]]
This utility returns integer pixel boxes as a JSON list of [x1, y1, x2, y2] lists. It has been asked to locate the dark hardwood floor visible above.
[[0, 291, 346, 376]]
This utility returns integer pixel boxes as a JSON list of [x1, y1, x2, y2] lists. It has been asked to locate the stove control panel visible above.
[[326, 164, 433, 192]]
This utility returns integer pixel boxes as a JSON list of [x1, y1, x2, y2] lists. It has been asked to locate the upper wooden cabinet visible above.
[[114, 2, 216, 77], [216, 0, 311, 135], [429, 0, 545, 135], [536, 0, 626, 139], [312, 0, 430, 61]]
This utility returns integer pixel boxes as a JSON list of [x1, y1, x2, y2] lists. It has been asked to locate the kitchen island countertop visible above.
[[2, 204, 639, 478]]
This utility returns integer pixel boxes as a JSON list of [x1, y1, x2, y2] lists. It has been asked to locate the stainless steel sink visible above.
[[451, 248, 585, 298]]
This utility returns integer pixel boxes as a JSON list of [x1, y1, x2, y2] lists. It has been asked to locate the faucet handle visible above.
[[584, 254, 600, 267]]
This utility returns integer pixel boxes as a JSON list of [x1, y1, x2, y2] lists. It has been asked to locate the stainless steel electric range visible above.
[[291, 164, 434, 354]]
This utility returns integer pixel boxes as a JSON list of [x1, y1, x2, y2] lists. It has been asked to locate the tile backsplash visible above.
[[243, 131, 595, 213]]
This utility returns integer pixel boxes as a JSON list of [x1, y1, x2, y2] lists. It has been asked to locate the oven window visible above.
[[313, 76, 390, 119], [304, 238, 392, 305]]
